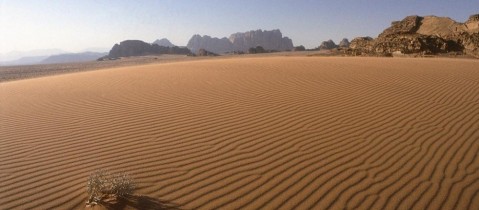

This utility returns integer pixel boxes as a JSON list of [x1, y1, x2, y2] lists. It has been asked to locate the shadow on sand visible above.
[[98, 195, 183, 210]]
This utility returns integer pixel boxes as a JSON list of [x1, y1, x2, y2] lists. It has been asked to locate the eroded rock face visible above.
[[350, 14, 479, 57], [229, 29, 294, 52], [458, 32, 479, 56], [109, 40, 153, 58], [186, 35, 233, 54], [465, 14, 479, 32], [319, 40, 338, 50], [186, 29, 293, 54], [349, 37, 375, 55], [374, 34, 451, 55], [379, 16, 423, 37]]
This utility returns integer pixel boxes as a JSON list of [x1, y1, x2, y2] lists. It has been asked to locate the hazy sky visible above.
[[0, 0, 478, 54]]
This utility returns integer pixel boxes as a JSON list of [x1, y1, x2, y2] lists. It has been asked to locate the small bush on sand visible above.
[[86, 170, 136, 206]]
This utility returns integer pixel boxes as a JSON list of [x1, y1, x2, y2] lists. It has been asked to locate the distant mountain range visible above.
[[41, 52, 108, 64], [0, 49, 67, 63], [3, 14, 478, 67], [0, 51, 108, 66]]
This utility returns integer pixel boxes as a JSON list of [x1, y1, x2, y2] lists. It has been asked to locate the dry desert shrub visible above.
[[86, 170, 136, 206]]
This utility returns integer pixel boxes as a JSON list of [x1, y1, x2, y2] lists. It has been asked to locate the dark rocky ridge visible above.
[[187, 29, 293, 54], [104, 40, 191, 59], [349, 14, 479, 57]]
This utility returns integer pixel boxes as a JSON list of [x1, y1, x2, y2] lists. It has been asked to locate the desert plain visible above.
[[1, 56, 479, 209]]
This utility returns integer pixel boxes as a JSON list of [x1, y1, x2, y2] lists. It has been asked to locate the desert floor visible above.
[[1, 56, 479, 209]]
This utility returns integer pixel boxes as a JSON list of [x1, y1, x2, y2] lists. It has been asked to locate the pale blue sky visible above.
[[0, 0, 478, 53]]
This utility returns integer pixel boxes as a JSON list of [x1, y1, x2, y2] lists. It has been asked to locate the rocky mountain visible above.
[[339, 38, 350, 48], [0, 56, 49, 66], [153, 38, 175, 47], [0, 49, 67, 63], [41, 52, 107, 64], [187, 29, 293, 54], [228, 29, 294, 52], [349, 14, 479, 57], [187, 35, 234, 54], [105, 40, 191, 59], [319, 40, 338, 50]]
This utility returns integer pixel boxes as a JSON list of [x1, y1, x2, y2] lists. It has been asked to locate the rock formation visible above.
[[153, 38, 175, 47], [187, 35, 233, 54], [228, 29, 293, 52], [197, 49, 218, 56], [349, 37, 375, 55], [349, 14, 479, 57], [105, 40, 191, 59], [187, 29, 293, 54], [293, 45, 306, 51], [318, 40, 338, 50], [339, 38, 350, 48]]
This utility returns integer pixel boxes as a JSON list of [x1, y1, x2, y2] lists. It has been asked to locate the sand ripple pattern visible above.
[[1, 57, 479, 209]]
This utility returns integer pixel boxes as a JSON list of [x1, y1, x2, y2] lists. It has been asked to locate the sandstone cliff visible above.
[[349, 14, 479, 57], [228, 29, 293, 52], [187, 29, 293, 54], [187, 35, 233, 54]]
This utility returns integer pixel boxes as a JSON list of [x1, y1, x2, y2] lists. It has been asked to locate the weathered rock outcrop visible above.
[[187, 29, 293, 54], [349, 37, 375, 55], [229, 29, 293, 52], [319, 40, 338, 50], [349, 14, 479, 57], [339, 38, 350, 48], [105, 40, 191, 59], [187, 35, 233, 54], [379, 16, 423, 37], [153, 38, 175, 47]]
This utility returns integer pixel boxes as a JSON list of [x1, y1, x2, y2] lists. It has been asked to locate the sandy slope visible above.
[[1, 57, 479, 209]]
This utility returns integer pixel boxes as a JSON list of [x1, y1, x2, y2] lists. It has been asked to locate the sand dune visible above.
[[1, 57, 479, 209]]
